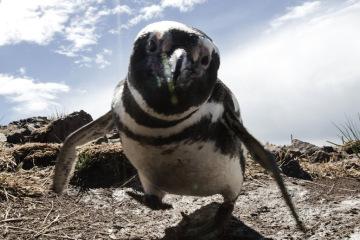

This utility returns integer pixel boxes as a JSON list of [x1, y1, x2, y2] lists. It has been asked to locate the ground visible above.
[[0, 114, 359, 239], [0, 158, 359, 240]]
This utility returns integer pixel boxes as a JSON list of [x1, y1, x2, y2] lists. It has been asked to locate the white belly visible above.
[[121, 134, 244, 198]]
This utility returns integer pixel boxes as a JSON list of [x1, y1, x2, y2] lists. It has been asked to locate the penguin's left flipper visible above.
[[223, 105, 306, 232]]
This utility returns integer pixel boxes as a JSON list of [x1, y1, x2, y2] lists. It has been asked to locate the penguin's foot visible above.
[[179, 202, 234, 240], [127, 191, 172, 210]]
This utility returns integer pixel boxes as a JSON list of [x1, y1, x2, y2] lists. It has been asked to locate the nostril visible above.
[[200, 55, 209, 66]]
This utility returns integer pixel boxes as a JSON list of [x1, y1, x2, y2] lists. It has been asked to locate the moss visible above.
[[71, 143, 136, 188]]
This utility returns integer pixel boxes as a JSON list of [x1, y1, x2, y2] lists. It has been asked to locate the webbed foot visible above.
[[127, 191, 172, 210]]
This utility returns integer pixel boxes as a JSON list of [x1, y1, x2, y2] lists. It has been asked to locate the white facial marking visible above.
[[169, 48, 186, 74], [126, 80, 200, 121]]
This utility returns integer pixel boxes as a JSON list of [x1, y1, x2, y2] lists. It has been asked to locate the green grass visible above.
[[48, 108, 68, 121], [71, 144, 137, 188], [334, 114, 360, 157]]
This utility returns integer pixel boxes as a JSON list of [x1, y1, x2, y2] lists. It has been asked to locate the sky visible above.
[[0, 0, 359, 145]]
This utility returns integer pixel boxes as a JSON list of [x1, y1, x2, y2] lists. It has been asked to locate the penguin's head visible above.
[[127, 21, 220, 119]]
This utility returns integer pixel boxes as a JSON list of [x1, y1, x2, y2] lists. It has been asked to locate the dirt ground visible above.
[[0, 161, 359, 240], [1, 113, 359, 239]]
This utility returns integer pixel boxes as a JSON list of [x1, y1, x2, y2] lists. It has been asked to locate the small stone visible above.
[[309, 150, 332, 163], [0, 133, 6, 142]]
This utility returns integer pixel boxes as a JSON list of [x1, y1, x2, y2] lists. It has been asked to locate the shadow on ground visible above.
[[161, 202, 270, 240]]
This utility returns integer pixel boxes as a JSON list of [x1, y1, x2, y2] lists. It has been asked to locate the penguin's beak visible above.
[[167, 48, 198, 88], [161, 47, 205, 105]]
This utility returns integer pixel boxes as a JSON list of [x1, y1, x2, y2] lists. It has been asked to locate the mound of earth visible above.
[[0, 110, 92, 144]]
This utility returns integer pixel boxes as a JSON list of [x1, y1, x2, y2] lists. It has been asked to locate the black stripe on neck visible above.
[[114, 113, 241, 157], [122, 82, 197, 128]]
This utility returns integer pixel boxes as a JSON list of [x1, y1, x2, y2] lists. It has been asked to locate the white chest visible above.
[[121, 134, 243, 198], [112, 84, 244, 198]]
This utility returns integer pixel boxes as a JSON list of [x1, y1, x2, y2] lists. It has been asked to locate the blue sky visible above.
[[0, 0, 359, 145]]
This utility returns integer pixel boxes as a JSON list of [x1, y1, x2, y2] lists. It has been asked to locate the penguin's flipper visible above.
[[223, 106, 306, 232], [52, 110, 115, 194]]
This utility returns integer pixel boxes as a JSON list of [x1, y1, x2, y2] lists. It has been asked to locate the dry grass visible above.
[[301, 157, 360, 179], [0, 167, 53, 201], [0, 143, 60, 171], [12, 143, 60, 169], [245, 152, 360, 181], [0, 144, 16, 171]]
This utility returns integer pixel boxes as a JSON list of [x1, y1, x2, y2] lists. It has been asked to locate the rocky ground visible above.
[[0, 111, 359, 240]]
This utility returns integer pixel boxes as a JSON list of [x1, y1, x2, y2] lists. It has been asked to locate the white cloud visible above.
[[74, 48, 112, 69], [56, 3, 125, 57], [127, 5, 163, 28], [219, 1, 360, 144], [0, 73, 69, 113], [0, 0, 131, 66], [270, 1, 321, 29], [95, 48, 112, 69], [161, 0, 207, 12], [111, 5, 132, 15], [119, 0, 207, 30], [0, 0, 76, 46]]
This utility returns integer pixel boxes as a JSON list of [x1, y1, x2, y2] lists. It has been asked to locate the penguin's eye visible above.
[[200, 55, 209, 66], [147, 39, 158, 53]]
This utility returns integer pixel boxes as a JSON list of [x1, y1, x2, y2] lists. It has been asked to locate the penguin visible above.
[[53, 21, 304, 237]]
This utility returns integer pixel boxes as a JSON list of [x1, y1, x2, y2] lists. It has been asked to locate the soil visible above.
[[0, 162, 359, 240], [0, 116, 359, 240]]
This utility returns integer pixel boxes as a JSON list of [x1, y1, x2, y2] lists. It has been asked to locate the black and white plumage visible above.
[[53, 21, 304, 237], [112, 21, 245, 202]]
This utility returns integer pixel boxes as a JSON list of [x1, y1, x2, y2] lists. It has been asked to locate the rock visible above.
[[290, 139, 320, 155], [280, 158, 313, 180], [0, 111, 93, 144], [0, 133, 6, 142], [31, 110, 93, 143], [269, 144, 313, 180], [9, 116, 49, 126], [6, 128, 31, 144], [322, 146, 335, 153], [1, 116, 51, 144], [309, 150, 332, 163]]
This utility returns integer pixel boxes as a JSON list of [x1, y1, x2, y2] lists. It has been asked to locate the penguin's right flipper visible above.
[[223, 106, 306, 232]]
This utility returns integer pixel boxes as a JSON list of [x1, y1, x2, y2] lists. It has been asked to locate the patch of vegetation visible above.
[[48, 108, 68, 121], [0, 167, 52, 200], [0, 144, 16, 171], [334, 114, 360, 157], [71, 143, 136, 189], [12, 143, 60, 170]]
